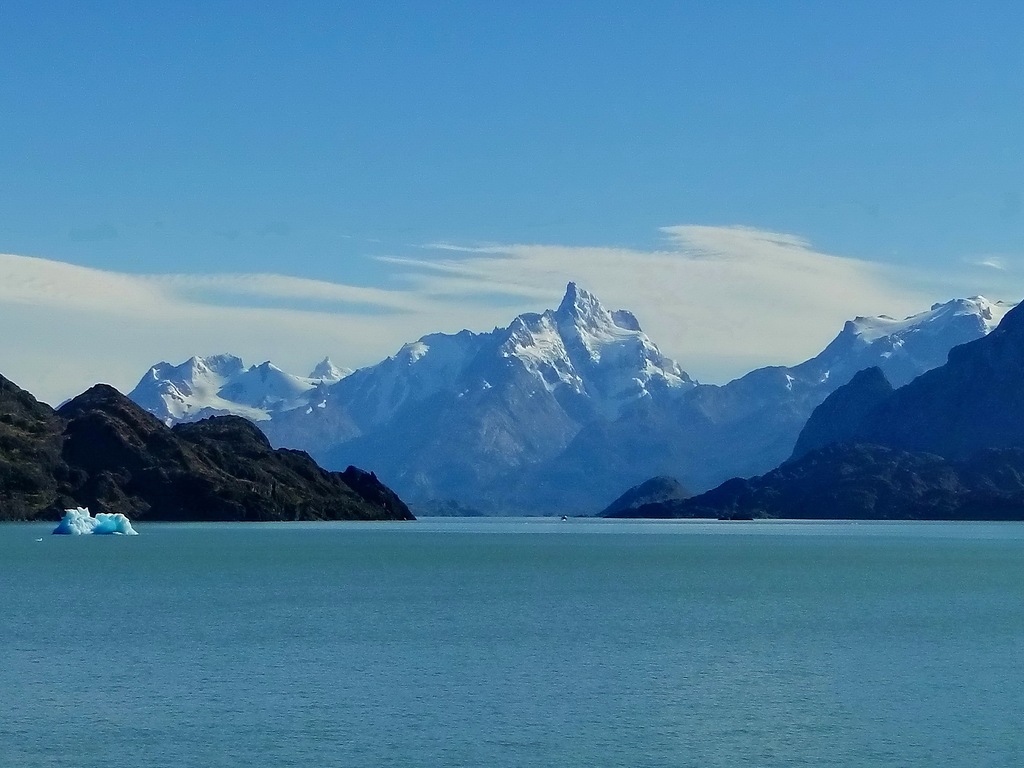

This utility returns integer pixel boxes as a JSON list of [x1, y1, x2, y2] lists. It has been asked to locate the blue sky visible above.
[[1, 1, 1022, 402]]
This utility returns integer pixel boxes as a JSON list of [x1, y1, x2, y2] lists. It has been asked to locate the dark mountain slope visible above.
[[855, 304, 1024, 458], [55, 385, 413, 521], [0, 377, 412, 521], [0, 374, 66, 519], [789, 367, 894, 461], [783, 301, 1024, 462], [598, 475, 692, 517], [608, 443, 1024, 521]]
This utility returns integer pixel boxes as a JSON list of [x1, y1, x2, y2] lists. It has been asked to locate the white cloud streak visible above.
[[0, 226, 1010, 405], [380, 226, 944, 378], [966, 255, 1007, 271]]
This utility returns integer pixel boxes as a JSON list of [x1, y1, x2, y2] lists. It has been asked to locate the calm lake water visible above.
[[3, 518, 1024, 767]]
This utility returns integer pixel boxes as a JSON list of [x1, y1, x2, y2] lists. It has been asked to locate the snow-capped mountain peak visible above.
[[308, 357, 350, 382], [129, 354, 343, 425], [135, 354, 244, 411], [847, 296, 1010, 344], [323, 284, 693, 431], [497, 283, 692, 414], [803, 295, 1017, 388], [556, 281, 609, 325]]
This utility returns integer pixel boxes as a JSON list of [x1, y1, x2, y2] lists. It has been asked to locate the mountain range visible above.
[[127, 284, 1013, 514], [610, 299, 1024, 521]]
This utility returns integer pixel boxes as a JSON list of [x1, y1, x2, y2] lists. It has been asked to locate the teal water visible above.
[[3, 518, 1024, 767]]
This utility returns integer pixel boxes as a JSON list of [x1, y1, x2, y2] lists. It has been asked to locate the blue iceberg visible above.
[[53, 507, 138, 535]]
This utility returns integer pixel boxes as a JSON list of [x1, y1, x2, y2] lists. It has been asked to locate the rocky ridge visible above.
[[0, 375, 412, 522]]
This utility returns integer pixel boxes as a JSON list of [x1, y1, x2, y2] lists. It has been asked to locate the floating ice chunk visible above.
[[91, 513, 138, 535], [53, 507, 138, 536], [52, 507, 95, 535]]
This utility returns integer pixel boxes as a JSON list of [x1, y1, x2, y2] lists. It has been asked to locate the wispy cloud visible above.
[[0, 226, 1004, 405], [381, 225, 944, 377], [965, 254, 1013, 272], [0, 253, 478, 404]]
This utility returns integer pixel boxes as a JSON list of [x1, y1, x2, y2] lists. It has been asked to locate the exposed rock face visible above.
[[0, 377, 412, 522], [789, 367, 894, 462], [608, 444, 1024, 521], [598, 476, 692, 517]]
